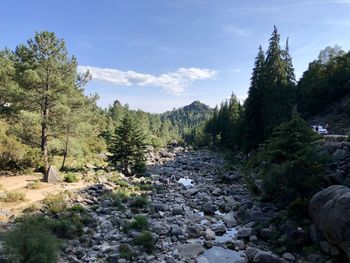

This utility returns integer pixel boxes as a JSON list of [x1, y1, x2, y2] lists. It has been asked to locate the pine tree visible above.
[[14, 31, 79, 174], [262, 26, 295, 138], [108, 114, 146, 176], [242, 46, 265, 151]]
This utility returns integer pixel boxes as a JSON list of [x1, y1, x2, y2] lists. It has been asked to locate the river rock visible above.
[[309, 185, 350, 259], [223, 212, 238, 228], [187, 224, 202, 238], [176, 243, 204, 258], [203, 202, 216, 215], [173, 204, 184, 215], [253, 250, 284, 263], [205, 228, 216, 240], [237, 227, 252, 239], [211, 224, 227, 235]]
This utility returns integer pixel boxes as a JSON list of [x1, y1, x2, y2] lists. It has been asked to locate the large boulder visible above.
[[309, 185, 350, 259], [44, 165, 61, 183]]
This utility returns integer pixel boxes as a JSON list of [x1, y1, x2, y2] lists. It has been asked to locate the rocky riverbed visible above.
[[57, 146, 334, 263]]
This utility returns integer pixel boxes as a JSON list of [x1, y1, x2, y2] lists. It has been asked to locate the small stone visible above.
[[211, 224, 227, 235], [282, 252, 295, 261], [223, 212, 238, 228], [237, 227, 252, 239], [173, 205, 184, 215], [205, 228, 216, 240], [203, 202, 216, 215]]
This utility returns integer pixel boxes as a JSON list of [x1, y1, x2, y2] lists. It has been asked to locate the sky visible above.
[[1, 0, 350, 113]]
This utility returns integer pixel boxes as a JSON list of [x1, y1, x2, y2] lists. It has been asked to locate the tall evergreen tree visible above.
[[108, 114, 146, 176], [242, 46, 265, 151], [262, 26, 295, 137], [14, 31, 80, 174]]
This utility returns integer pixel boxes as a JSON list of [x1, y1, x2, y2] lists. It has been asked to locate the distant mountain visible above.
[[160, 101, 213, 136]]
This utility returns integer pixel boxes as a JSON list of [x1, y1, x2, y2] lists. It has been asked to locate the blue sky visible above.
[[1, 0, 350, 112]]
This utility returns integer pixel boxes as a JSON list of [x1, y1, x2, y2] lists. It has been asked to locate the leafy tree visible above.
[[14, 31, 81, 174], [297, 48, 350, 116], [108, 114, 146, 175]]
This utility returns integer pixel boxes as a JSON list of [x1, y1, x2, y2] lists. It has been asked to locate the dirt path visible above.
[[0, 174, 89, 220]]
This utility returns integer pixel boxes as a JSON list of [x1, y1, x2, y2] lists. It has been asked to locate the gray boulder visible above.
[[309, 185, 350, 259], [176, 243, 204, 258], [44, 165, 61, 183], [253, 250, 286, 263]]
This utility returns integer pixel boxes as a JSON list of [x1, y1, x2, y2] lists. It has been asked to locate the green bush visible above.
[[48, 215, 83, 238], [26, 180, 40, 189], [64, 172, 79, 183], [68, 204, 86, 213], [119, 244, 133, 261], [253, 111, 330, 215], [128, 215, 149, 232], [129, 195, 149, 210], [3, 216, 61, 263], [43, 192, 68, 214], [133, 231, 155, 253], [0, 120, 42, 171], [0, 191, 25, 202]]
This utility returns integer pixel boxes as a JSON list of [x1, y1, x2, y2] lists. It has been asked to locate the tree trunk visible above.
[[60, 135, 69, 171], [41, 96, 49, 175]]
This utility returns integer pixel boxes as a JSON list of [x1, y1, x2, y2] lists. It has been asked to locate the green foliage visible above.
[[119, 244, 133, 261], [64, 172, 79, 183], [298, 46, 350, 116], [108, 113, 147, 176], [43, 192, 68, 214], [3, 216, 61, 263], [68, 204, 86, 213], [128, 215, 149, 232], [254, 111, 330, 214], [129, 195, 149, 210], [26, 180, 40, 189], [0, 119, 42, 171], [133, 231, 155, 253], [0, 191, 26, 202], [205, 94, 243, 149], [241, 46, 265, 151], [48, 214, 84, 238]]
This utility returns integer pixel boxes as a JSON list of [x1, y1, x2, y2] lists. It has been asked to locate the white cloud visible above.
[[233, 69, 242, 73], [78, 66, 218, 95]]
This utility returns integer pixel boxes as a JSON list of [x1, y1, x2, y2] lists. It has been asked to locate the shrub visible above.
[[119, 244, 133, 261], [64, 172, 79, 183], [68, 204, 86, 213], [3, 216, 61, 263], [133, 231, 155, 253], [129, 195, 149, 210], [26, 180, 40, 189], [48, 215, 83, 238], [0, 191, 25, 202], [253, 111, 330, 215], [128, 215, 149, 232], [0, 120, 42, 171], [43, 192, 68, 214]]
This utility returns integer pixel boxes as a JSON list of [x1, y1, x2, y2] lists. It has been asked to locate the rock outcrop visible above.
[[309, 185, 350, 259]]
